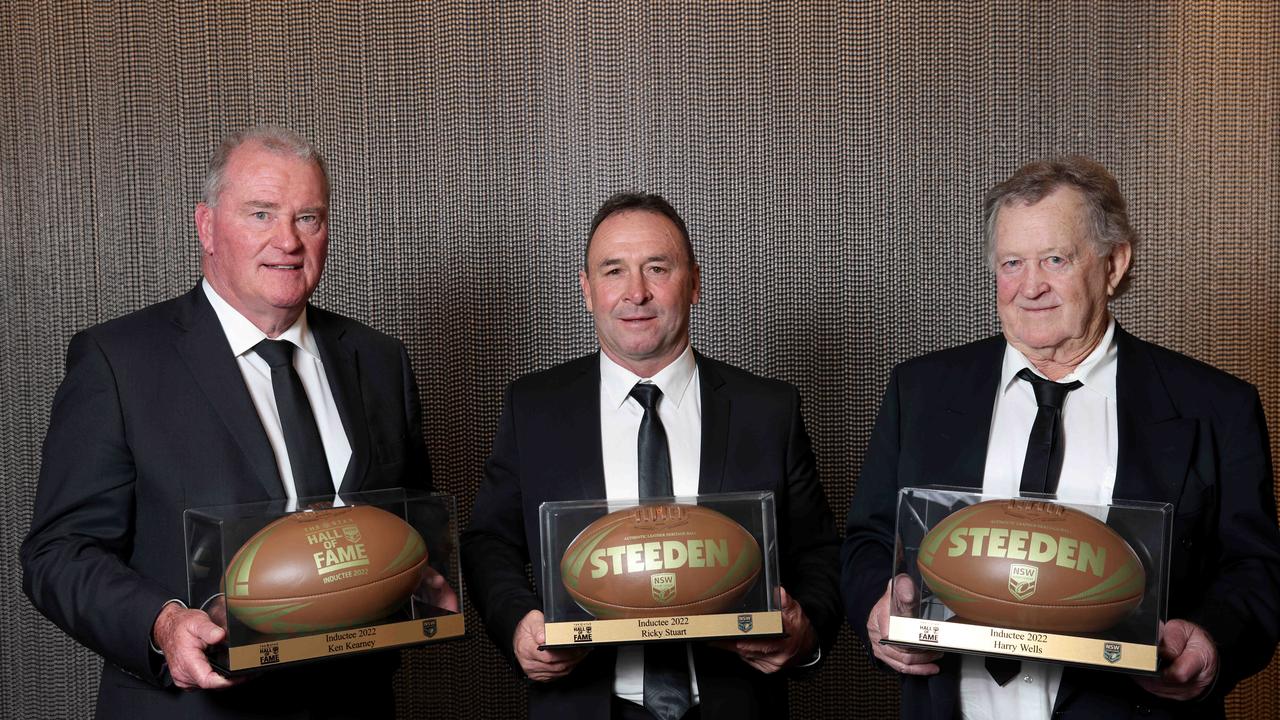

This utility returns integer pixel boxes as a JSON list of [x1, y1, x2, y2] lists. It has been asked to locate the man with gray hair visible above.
[[842, 156, 1280, 719], [22, 125, 432, 718]]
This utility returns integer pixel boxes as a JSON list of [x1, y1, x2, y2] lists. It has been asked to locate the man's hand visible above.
[[417, 566, 461, 613], [867, 575, 941, 675], [151, 603, 241, 690], [711, 586, 817, 673], [1134, 619, 1218, 701], [513, 609, 590, 682]]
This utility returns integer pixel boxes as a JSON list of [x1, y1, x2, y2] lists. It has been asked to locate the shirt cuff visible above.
[[796, 644, 822, 668]]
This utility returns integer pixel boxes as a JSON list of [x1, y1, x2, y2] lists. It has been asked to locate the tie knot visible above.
[[1017, 368, 1082, 409], [629, 382, 663, 410], [254, 339, 296, 368]]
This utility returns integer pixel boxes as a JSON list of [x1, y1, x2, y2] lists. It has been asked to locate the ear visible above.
[[579, 268, 593, 312], [1105, 242, 1132, 296], [690, 264, 701, 306], [195, 203, 215, 255]]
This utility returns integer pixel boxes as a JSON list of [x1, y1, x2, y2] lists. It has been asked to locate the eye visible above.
[[251, 211, 270, 221], [648, 265, 669, 275], [1043, 255, 1068, 268], [297, 214, 320, 228], [1000, 259, 1022, 271]]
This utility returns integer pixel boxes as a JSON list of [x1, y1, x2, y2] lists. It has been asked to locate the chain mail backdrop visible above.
[[2, 2, 1276, 718]]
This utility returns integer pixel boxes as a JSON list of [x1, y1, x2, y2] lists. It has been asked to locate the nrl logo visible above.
[[651, 573, 677, 604], [738, 614, 753, 633], [342, 524, 362, 544], [422, 619, 437, 638], [1008, 564, 1038, 601], [1103, 642, 1122, 663]]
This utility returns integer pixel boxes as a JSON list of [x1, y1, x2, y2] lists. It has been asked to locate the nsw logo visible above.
[[422, 619, 437, 638], [738, 614, 753, 633], [1103, 642, 1122, 663], [1008, 564, 1038, 601], [651, 573, 677, 604]]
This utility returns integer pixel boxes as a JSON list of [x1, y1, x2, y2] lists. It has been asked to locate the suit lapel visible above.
[[172, 287, 284, 499], [695, 354, 729, 495], [1112, 326, 1194, 505], [567, 355, 607, 501], [929, 337, 1005, 490], [311, 309, 372, 495]]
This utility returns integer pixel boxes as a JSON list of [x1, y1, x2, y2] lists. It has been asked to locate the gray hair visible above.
[[201, 125, 329, 206], [982, 156, 1136, 294]]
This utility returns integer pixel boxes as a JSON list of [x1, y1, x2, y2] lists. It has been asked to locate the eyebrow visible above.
[[597, 254, 672, 267]]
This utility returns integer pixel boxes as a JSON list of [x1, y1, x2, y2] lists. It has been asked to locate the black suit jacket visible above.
[[462, 352, 841, 719], [841, 327, 1280, 719], [21, 286, 431, 719]]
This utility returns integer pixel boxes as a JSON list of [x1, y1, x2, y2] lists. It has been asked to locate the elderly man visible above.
[[21, 126, 431, 719], [463, 192, 841, 720], [842, 156, 1280, 719]]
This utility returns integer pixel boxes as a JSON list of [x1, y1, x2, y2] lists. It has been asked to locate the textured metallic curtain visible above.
[[2, 2, 1275, 718]]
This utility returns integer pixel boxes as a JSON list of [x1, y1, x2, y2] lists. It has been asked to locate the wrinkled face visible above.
[[579, 210, 700, 376], [195, 142, 328, 330], [993, 186, 1130, 360]]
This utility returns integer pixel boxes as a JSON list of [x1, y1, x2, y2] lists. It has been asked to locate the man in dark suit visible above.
[[21, 126, 432, 719], [463, 192, 841, 720], [842, 156, 1280, 719]]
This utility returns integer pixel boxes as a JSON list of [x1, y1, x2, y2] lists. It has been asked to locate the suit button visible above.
[[1181, 537, 1195, 550], [1134, 704, 1152, 715]]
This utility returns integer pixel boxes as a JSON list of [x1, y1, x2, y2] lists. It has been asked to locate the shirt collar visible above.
[[1000, 318, 1118, 399], [201, 278, 318, 360], [599, 345, 698, 410]]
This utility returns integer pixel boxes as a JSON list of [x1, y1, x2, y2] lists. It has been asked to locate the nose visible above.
[[273, 218, 303, 252], [622, 271, 651, 304], [1020, 263, 1049, 298]]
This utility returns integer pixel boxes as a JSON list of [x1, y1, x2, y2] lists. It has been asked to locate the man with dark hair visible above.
[[842, 156, 1280, 719], [22, 125, 432, 719], [464, 192, 841, 719]]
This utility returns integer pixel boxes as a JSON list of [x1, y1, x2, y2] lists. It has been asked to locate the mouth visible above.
[[263, 264, 303, 271]]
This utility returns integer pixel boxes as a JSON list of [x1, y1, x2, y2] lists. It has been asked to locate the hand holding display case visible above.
[[884, 486, 1172, 674], [184, 488, 463, 674], [539, 491, 783, 647]]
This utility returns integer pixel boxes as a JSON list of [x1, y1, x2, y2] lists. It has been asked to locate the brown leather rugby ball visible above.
[[224, 505, 427, 634], [560, 503, 762, 619], [917, 499, 1144, 633]]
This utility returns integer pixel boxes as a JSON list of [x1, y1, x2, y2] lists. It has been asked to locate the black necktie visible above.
[[254, 339, 333, 502], [629, 382, 690, 720], [1016, 367, 1082, 496], [630, 383, 674, 498], [988, 368, 1083, 686]]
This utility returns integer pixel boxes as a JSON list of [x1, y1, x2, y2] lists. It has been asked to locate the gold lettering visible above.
[[988, 528, 1009, 556], [662, 541, 687, 569], [946, 527, 969, 557], [705, 539, 728, 567], [688, 539, 705, 568], [589, 549, 608, 579], [1028, 532, 1056, 562], [644, 542, 662, 569], [1006, 530, 1028, 560], [1057, 537, 1078, 569], [967, 527, 990, 555], [1077, 541, 1106, 577], [626, 544, 644, 572], [606, 545, 626, 575]]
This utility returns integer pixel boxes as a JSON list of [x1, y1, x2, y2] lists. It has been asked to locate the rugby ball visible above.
[[560, 503, 762, 619], [916, 499, 1144, 633], [224, 505, 427, 634]]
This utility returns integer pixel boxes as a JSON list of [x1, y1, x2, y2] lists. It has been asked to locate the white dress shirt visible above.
[[597, 346, 703, 707], [960, 320, 1119, 720], [202, 280, 352, 503]]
